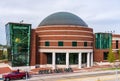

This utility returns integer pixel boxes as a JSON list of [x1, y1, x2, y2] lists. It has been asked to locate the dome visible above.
[[38, 12, 88, 27]]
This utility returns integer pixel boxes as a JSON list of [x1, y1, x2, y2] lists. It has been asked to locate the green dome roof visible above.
[[39, 12, 88, 27]]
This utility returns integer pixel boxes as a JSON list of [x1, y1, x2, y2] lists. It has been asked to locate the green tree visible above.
[[107, 46, 115, 63], [118, 49, 120, 61]]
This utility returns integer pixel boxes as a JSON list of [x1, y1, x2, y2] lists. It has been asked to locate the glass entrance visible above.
[[46, 53, 52, 64], [82, 53, 87, 64], [69, 53, 78, 64], [56, 53, 66, 64]]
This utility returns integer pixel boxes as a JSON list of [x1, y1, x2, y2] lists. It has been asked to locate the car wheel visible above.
[[22, 76, 26, 79], [5, 78, 10, 81]]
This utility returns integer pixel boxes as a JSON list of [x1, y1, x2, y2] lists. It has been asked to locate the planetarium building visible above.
[[30, 12, 94, 69], [6, 11, 120, 69]]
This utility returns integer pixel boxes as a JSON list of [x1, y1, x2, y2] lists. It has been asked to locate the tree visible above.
[[118, 49, 120, 61], [107, 46, 115, 63], [107, 47, 119, 81]]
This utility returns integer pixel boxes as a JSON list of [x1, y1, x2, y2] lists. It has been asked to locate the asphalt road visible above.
[[16, 70, 120, 81]]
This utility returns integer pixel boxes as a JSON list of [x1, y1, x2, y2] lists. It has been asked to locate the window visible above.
[[116, 40, 118, 49], [58, 41, 63, 46], [95, 33, 112, 49], [47, 53, 52, 64], [45, 41, 50, 46], [103, 52, 108, 60], [56, 53, 66, 64], [69, 53, 78, 64], [72, 41, 77, 46], [82, 53, 87, 63], [84, 42, 87, 46]]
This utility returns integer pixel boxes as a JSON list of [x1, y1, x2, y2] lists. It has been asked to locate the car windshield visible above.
[[10, 71, 19, 74]]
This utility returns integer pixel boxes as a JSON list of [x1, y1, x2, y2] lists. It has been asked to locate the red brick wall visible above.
[[35, 25, 93, 64], [94, 49, 109, 62], [94, 34, 120, 62], [36, 25, 93, 32], [30, 29, 36, 66], [36, 25, 93, 49], [40, 53, 47, 64]]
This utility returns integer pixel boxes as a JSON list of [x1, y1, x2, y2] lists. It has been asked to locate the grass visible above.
[[102, 67, 120, 70]]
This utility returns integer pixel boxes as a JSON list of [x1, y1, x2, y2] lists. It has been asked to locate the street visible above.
[[16, 70, 120, 81]]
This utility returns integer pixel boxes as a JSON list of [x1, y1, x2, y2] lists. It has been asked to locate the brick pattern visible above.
[[94, 34, 120, 62], [94, 49, 109, 62], [0, 67, 12, 74], [30, 29, 36, 65], [34, 25, 93, 65], [36, 25, 93, 49], [30, 26, 120, 65], [36, 25, 93, 32]]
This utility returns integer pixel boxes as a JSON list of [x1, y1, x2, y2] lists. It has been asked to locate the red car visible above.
[[2, 71, 29, 81]]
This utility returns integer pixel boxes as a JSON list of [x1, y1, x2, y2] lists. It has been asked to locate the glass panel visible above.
[[116, 40, 118, 49], [95, 33, 112, 49], [72, 41, 77, 46], [84, 42, 87, 46], [46, 53, 52, 64], [6, 23, 31, 66], [56, 53, 66, 64], [58, 41, 63, 46], [69, 53, 78, 64], [45, 41, 50, 46], [82, 53, 87, 63], [103, 52, 108, 60]]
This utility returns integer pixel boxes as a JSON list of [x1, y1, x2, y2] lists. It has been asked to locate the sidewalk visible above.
[[22, 70, 120, 81], [0, 64, 119, 81]]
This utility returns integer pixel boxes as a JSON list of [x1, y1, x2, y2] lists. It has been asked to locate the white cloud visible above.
[[0, 0, 120, 45]]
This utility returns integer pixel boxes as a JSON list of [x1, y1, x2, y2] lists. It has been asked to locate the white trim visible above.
[[112, 49, 119, 51], [112, 42, 116, 43], [39, 46, 93, 48], [39, 49, 93, 53], [112, 37, 120, 40], [52, 52, 56, 69], [87, 52, 90, 68], [91, 52, 93, 66], [36, 30, 93, 33], [78, 52, 82, 69], [66, 52, 69, 68], [37, 25, 91, 28], [39, 40, 93, 42], [38, 35, 93, 38]]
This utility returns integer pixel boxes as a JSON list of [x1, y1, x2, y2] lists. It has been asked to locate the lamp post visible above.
[[114, 62, 119, 81], [26, 68, 28, 81]]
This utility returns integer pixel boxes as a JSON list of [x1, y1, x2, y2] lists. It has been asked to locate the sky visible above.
[[0, 0, 120, 45]]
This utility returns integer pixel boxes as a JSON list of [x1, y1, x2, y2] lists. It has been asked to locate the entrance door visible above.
[[46, 53, 52, 64], [82, 53, 87, 64], [56, 53, 66, 64]]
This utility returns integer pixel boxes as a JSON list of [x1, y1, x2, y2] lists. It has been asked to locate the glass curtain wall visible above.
[[47, 53, 52, 64], [95, 33, 112, 49], [69, 53, 78, 64], [56, 53, 66, 64], [6, 23, 31, 66]]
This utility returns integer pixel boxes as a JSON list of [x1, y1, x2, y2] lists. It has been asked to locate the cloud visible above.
[[0, 0, 120, 45]]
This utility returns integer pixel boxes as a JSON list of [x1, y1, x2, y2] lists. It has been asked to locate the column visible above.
[[87, 52, 90, 68], [66, 52, 69, 68], [78, 52, 82, 69], [91, 52, 93, 66], [52, 52, 56, 69]]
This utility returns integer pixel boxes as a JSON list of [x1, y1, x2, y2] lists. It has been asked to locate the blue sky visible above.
[[0, 0, 120, 45]]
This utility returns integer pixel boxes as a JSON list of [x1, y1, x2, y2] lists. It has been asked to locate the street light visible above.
[[114, 62, 119, 81]]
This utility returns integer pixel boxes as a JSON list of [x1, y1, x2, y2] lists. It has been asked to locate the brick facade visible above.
[[93, 34, 120, 62]]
